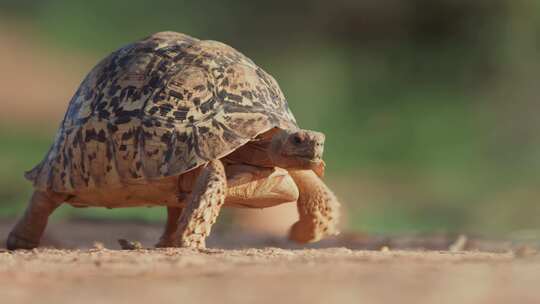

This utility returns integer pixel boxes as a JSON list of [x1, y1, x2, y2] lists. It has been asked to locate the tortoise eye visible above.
[[292, 134, 302, 145]]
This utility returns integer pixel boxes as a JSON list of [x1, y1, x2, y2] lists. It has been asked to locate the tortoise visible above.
[[7, 31, 340, 250]]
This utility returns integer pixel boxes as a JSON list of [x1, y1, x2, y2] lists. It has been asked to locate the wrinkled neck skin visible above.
[[223, 135, 274, 167]]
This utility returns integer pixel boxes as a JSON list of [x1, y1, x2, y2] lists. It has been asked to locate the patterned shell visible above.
[[27, 32, 298, 193]]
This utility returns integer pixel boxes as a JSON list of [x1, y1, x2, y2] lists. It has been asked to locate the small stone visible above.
[[118, 239, 143, 250], [93, 241, 105, 250], [449, 235, 468, 252], [514, 245, 538, 258]]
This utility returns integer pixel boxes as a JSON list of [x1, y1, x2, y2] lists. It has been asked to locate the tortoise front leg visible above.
[[288, 170, 340, 243], [172, 160, 227, 249], [7, 191, 62, 250], [155, 207, 183, 248]]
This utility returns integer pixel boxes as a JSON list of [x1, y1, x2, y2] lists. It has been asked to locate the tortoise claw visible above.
[[6, 233, 39, 250]]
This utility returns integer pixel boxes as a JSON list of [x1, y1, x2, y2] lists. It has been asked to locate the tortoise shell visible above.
[[27, 31, 298, 193]]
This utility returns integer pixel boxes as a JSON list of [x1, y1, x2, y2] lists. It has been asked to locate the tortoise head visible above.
[[269, 129, 325, 170]]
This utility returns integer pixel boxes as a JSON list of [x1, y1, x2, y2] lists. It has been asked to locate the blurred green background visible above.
[[1, 0, 539, 236]]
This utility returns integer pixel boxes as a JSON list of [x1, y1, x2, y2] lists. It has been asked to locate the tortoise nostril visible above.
[[292, 134, 302, 145]]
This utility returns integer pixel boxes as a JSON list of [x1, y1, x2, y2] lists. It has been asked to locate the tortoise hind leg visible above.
[[7, 191, 62, 250], [155, 207, 182, 248], [172, 160, 227, 249]]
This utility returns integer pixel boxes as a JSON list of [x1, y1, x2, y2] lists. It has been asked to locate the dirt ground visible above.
[[0, 220, 539, 304]]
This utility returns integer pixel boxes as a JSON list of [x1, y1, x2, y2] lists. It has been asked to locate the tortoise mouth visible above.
[[298, 157, 325, 172], [283, 150, 322, 159], [303, 158, 323, 164], [283, 154, 323, 164]]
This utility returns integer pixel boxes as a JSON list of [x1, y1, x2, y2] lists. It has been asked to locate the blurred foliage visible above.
[[1, 0, 540, 234]]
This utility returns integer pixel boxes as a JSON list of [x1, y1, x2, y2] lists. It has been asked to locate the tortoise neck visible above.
[[223, 139, 274, 168]]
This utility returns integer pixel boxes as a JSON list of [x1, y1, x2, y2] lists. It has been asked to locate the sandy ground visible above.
[[0, 247, 539, 304], [0, 220, 539, 304]]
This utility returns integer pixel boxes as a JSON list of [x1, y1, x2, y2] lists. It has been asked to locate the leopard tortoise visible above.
[[7, 31, 340, 250]]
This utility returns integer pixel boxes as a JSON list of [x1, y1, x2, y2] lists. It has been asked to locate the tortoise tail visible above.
[[24, 164, 41, 182]]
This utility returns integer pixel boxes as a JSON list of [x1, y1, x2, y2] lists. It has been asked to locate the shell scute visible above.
[[27, 32, 297, 193]]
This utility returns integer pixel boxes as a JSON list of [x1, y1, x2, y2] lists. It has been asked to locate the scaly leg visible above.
[[172, 160, 227, 249], [155, 207, 183, 247], [288, 170, 340, 243], [7, 191, 62, 250]]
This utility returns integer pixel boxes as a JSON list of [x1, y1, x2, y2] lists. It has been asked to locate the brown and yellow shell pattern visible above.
[[27, 32, 298, 193]]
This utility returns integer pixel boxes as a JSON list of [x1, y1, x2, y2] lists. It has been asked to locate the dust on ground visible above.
[[0, 220, 539, 304]]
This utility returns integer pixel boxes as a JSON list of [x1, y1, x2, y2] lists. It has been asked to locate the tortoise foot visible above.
[[6, 233, 39, 250], [179, 236, 206, 249], [289, 220, 319, 244], [155, 237, 206, 249], [155, 238, 179, 248], [288, 219, 339, 244]]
